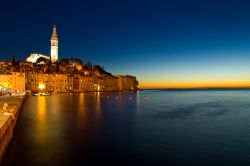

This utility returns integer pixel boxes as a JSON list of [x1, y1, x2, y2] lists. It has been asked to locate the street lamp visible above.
[[38, 83, 45, 92]]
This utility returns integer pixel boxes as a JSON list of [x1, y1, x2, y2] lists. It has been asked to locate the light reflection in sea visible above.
[[3, 90, 250, 166]]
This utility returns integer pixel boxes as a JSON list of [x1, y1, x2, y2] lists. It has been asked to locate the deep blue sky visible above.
[[1, 0, 250, 88]]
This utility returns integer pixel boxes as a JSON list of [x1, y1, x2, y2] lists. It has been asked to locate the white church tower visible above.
[[50, 25, 58, 63]]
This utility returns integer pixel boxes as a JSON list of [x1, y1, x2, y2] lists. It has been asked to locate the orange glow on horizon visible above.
[[140, 81, 250, 89]]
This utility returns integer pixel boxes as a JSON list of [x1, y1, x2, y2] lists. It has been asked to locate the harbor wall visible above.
[[0, 95, 25, 162]]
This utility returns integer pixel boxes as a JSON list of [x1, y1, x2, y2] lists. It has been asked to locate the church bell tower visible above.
[[50, 25, 58, 63]]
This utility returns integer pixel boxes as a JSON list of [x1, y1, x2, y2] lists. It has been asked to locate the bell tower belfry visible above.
[[50, 25, 58, 63]]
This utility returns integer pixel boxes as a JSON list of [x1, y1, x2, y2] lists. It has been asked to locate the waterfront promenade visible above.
[[0, 95, 25, 162]]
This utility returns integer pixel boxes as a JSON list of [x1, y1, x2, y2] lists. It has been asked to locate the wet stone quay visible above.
[[0, 95, 25, 162]]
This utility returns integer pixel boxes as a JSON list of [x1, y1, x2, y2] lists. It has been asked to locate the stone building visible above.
[[79, 76, 95, 92], [26, 73, 67, 92], [94, 77, 119, 91], [0, 72, 25, 91], [66, 75, 73, 91], [0, 61, 12, 72], [117, 75, 138, 91], [0, 71, 139, 93], [73, 74, 80, 92]]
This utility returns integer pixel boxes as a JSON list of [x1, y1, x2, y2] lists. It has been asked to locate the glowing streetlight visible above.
[[38, 83, 45, 91]]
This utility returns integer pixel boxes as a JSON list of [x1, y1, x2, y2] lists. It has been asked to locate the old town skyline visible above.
[[0, 25, 138, 93]]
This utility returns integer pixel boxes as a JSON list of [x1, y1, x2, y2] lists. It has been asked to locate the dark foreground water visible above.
[[2, 90, 250, 165]]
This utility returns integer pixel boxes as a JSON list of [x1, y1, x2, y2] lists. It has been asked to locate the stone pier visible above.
[[0, 95, 26, 162]]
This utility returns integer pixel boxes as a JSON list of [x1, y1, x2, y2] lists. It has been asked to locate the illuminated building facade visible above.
[[0, 72, 25, 91], [0, 70, 138, 92], [26, 73, 67, 92]]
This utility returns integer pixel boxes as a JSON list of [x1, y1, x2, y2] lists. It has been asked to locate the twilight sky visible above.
[[1, 0, 250, 88]]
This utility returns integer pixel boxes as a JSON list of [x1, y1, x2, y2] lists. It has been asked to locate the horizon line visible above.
[[142, 87, 250, 90]]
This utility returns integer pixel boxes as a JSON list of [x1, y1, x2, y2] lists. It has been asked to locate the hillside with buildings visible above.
[[0, 26, 139, 94]]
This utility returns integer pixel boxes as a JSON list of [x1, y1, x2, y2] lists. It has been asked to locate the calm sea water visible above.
[[2, 90, 250, 165]]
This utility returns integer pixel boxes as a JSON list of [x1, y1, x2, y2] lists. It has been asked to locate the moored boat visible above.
[[40, 92, 50, 96]]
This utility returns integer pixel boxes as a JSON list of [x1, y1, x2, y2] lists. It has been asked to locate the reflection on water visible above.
[[37, 96, 46, 118], [2, 90, 250, 166], [95, 92, 101, 121], [35, 96, 47, 141], [136, 91, 140, 113]]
